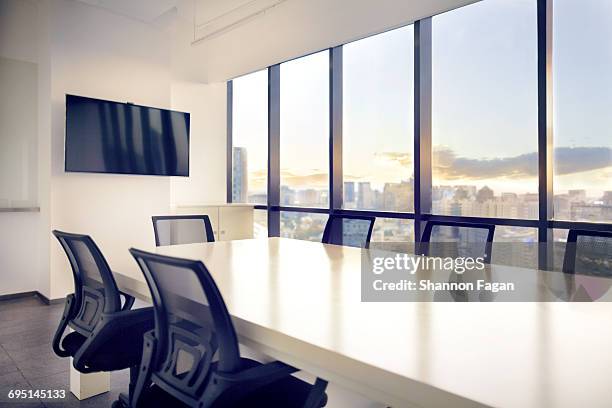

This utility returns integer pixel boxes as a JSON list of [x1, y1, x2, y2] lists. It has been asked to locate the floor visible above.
[[0, 295, 383, 408], [0, 295, 129, 407]]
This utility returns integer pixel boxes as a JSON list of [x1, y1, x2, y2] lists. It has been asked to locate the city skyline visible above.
[[234, 144, 612, 196], [231, 0, 611, 227], [233, 144, 611, 225]]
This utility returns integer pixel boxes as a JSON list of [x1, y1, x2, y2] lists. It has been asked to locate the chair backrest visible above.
[[129, 248, 241, 402], [152, 215, 215, 246], [420, 221, 495, 263], [321, 214, 375, 248], [563, 229, 612, 276], [52, 230, 122, 334]]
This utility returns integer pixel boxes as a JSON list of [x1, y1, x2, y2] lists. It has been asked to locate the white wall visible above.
[[0, 0, 41, 296], [0, 0, 479, 299], [170, 81, 227, 207], [0, 56, 38, 207], [0, 0, 38, 63], [0, 0, 229, 299], [0, 213, 41, 295], [46, 0, 174, 298]]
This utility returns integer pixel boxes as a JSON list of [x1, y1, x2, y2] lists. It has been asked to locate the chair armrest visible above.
[[199, 361, 299, 407], [226, 363, 328, 408], [216, 360, 298, 386], [302, 377, 328, 408], [120, 291, 136, 311], [52, 294, 76, 358]]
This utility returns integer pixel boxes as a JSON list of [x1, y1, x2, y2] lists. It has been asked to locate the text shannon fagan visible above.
[[372, 253, 486, 275]]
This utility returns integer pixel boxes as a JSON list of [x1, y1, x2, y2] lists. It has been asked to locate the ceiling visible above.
[[73, 0, 481, 82], [76, 0, 180, 23], [75, 0, 262, 26]]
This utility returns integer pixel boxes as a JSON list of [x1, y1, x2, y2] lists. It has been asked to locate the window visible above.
[[232, 70, 268, 204], [343, 26, 415, 212], [553, 0, 612, 223], [552, 229, 569, 271], [280, 212, 328, 241], [371, 218, 414, 243], [492, 226, 538, 269], [431, 0, 538, 219], [228, 0, 611, 249], [280, 51, 330, 208], [254, 210, 268, 238]]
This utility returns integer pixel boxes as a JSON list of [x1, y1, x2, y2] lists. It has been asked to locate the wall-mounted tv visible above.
[[65, 95, 190, 176]]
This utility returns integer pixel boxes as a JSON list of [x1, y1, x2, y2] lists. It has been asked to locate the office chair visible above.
[[562, 229, 612, 276], [152, 215, 215, 246], [419, 220, 495, 263], [124, 248, 328, 408], [51, 230, 154, 397], [321, 214, 376, 248]]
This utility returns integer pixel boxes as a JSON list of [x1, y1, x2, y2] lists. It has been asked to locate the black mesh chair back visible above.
[[129, 248, 241, 405], [52, 230, 122, 335], [563, 230, 612, 276], [420, 221, 495, 263], [152, 215, 215, 247], [321, 215, 375, 248]]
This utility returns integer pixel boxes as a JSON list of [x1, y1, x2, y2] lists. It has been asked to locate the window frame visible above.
[[227, 0, 612, 270]]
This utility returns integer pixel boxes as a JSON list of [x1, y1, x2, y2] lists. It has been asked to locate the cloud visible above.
[[249, 147, 611, 184], [374, 152, 412, 167], [279, 169, 328, 187], [434, 146, 611, 180], [433, 147, 538, 180], [554, 147, 612, 175]]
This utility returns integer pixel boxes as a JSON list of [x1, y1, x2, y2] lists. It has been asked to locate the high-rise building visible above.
[[232, 147, 248, 202], [297, 189, 320, 205], [357, 182, 373, 209], [383, 181, 413, 211], [477, 186, 494, 203], [603, 191, 612, 206], [344, 182, 355, 204], [568, 190, 587, 201], [280, 186, 296, 205]]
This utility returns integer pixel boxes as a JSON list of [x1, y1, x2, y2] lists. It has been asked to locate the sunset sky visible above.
[[232, 0, 611, 197]]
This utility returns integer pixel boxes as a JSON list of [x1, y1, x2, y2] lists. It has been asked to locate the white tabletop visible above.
[[113, 238, 612, 408]]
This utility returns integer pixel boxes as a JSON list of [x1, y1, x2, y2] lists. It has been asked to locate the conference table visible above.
[[71, 238, 612, 407]]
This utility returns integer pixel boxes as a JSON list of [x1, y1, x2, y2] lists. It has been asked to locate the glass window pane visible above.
[[280, 211, 328, 241], [494, 226, 538, 243], [552, 229, 569, 272], [280, 51, 330, 208], [232, 70, 268, 204], [432, 0, 538, 219], [254, 210, 268, 238], [371, 218, 414, 243], [553, 0, 612, 223], [492, 226, 538, 269], [343, 26, 414, 212]]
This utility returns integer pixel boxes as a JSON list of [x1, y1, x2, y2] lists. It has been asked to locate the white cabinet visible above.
[[174, 204, 254, 241]]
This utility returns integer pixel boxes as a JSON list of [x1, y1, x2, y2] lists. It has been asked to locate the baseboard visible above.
[[0, 291, 38, 302], [0, 290, 65, 305], [35, 291, 65, 305]]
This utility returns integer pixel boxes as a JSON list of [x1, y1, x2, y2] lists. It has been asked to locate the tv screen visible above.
[[65, 95, 190, 176]]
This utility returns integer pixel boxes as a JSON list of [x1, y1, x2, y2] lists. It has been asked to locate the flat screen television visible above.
[[65, 94, 190, 176]]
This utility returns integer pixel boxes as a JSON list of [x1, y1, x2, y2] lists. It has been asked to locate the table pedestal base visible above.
[[69, 362, 110, 400]]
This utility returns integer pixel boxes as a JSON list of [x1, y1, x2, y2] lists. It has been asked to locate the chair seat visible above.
[[62, 327, 146, 371], [131, 385, 188, 407], [231, 372, 327, 408], [137, 358, 327, 408]]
